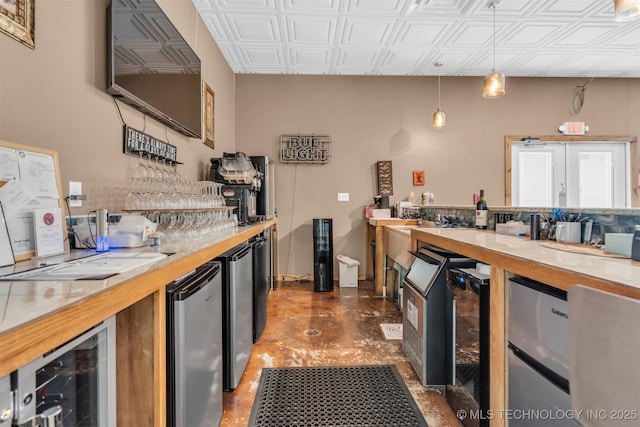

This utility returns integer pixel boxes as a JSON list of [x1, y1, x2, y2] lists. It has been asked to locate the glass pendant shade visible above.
[[483, 1, 505, 98], [483, 69, 506, 98], [432, 108, 446, 128], [432, 63, 446, 128], [615, 0, 640, 22]]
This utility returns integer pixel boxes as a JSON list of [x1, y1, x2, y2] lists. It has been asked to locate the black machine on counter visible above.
[[210, 153, 274, 226]]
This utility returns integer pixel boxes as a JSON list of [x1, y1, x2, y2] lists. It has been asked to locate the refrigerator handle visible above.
[[230, 245, 252, 260], [40, 405, 63, 427], [172, 264, 220, 299], [508, 343, 569, 394]]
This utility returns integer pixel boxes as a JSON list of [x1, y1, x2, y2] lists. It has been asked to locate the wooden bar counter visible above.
[[0, 219, 276, 427], [365, 218, 419, 296], [410, 227, 640, 427]]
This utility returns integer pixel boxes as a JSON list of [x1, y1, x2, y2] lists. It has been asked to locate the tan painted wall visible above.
[[235, 75, 640, 277], [0, 0, 234, 214], [2, 2, 638, 279]]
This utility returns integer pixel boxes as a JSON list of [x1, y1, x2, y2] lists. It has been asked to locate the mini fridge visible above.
[[250, 229, 271, 342], [217, 244, 254, 391], [166, 261, 223, 427], [313, 218, 333, 292], [508, 277, 581, 427]]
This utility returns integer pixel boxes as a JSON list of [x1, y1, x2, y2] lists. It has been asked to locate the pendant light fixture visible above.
[[483, 0, 505, 98], [432, 61, 446, 129], [614, 0, 640, 22]]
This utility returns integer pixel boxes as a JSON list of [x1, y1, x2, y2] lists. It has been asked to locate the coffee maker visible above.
[[210, 152, 262, 225]]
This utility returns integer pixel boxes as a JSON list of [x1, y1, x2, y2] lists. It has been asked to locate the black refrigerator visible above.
[[313, 218, 333, 292], [250, 228, 271, 342]]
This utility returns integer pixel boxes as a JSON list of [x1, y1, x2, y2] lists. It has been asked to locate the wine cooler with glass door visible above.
[[6, 316, 116, 426]]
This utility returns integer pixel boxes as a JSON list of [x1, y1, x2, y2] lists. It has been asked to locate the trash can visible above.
[[336, 255, 360, 287]]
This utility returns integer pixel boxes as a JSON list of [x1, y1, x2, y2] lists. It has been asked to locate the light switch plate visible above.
[[337, 193, 349, 202], [69, 181, 82, 207]]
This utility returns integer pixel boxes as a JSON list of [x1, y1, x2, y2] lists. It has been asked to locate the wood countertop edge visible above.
[[0, 220, 276, 376], [411, 228, 640, 300]]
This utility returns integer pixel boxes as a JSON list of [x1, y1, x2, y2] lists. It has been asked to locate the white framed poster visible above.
[[0, 141, 68, 260], [0, 202, 15, 267]]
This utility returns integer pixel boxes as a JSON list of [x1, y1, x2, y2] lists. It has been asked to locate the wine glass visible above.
[[133, 152, 147, 191]]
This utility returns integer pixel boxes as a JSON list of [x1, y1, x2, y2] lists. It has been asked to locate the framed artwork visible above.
[[203, 83, 215, 149], [0, 0, 35, 49], [413, 170, 425, 186], [376, 161, 393, 195]]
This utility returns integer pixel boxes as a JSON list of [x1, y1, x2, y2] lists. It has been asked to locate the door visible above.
[[511, 141, 629, 208], [511, 142, 565, 207], [566, 143, 628, 208]]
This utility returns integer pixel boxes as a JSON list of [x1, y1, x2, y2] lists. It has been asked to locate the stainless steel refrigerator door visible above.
[[228, 247, 254, 389], [253, 234, 269, 342], [508, 349, 580, 427], [173, 272, 223, 427], [509, 279, 570, 379], [568, 285, 640, 427]]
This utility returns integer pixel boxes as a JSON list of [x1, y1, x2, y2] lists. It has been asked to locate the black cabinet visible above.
[[313, 218, 333, 292]]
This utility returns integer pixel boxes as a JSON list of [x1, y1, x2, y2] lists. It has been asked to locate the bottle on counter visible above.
[[475, 189, 488, 229], [409, 192, 415, 205]]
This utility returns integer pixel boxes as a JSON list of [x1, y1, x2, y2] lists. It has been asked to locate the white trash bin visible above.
[[336, 255, 360, 287]]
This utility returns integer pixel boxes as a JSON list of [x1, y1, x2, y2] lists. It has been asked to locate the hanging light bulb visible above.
[[614, 0, 640, 22], [432, 61, 446, 128], [483, 0, 505, 98]]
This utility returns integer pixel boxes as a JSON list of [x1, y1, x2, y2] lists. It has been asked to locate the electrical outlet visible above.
[[69, 181, 82, 207], [337, 192, 349, 202]]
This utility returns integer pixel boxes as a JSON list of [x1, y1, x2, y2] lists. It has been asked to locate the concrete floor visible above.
[[221, 280, 464, 427]]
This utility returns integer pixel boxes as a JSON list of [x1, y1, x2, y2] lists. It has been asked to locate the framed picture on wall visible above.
[[376, 160, 393, 195], [203, 83, 215, 149], [413, 170, 425, 186], [0, 0, 35, 49]]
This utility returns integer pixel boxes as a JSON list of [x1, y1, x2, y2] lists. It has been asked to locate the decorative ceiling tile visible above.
[[227, 15, 281, 42], [394, 21, 453, 46], [283, 0, 342, 13], [291, 48, 331, 66], [191, 0, 640, 76], [342, 18, 395, 45], [287, 16, 337, 44], [346, 0, 406, 15], [243, 46, 284, 66], [337, 48, 380, 67]]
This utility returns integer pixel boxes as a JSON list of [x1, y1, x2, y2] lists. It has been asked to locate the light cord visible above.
[[492, 3, 496, 70]]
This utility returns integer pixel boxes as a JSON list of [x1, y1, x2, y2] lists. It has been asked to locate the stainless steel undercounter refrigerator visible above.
[[216, 244, 254, 391], [166, 261, 223, 427]]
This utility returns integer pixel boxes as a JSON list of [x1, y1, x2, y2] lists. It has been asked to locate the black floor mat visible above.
[[248, 365, 429, 427]]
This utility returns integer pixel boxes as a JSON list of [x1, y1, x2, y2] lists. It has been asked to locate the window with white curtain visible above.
[[511, 141, 629, 208]]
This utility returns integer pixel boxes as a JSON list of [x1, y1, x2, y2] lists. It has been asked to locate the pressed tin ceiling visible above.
[[190, 0, 640, 77]]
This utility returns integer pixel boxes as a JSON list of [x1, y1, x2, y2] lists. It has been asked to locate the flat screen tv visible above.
[[107, 0, 202, 138]]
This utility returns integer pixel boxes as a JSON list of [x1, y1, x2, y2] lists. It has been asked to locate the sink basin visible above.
[[0, 252, 167, 281]]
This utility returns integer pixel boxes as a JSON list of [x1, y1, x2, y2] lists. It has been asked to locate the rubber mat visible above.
[[248, 365, 429, 427]]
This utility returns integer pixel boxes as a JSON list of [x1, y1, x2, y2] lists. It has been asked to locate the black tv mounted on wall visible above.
[[107, 0, 202, 139]]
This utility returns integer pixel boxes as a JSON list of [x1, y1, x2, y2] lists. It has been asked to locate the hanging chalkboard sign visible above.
[[123, 125, 178, 163]]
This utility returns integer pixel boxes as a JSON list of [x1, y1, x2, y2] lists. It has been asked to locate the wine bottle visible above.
[[476, 189, 488, 229]]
